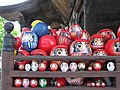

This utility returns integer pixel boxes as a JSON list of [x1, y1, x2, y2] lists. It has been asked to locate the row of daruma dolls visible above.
[[14, 77, 106, 88], [15, 51, 115, 72]]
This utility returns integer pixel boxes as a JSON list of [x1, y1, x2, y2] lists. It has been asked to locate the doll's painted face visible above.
[[70, 41, 92, 56], [25, 64, 31, 71], [51, 48, 68, 56], [107, 62, 115, 71], [31, 61, 38, 71], [69, 62, 77, 72], [60, 62, 69, 72], [50, 62, 58, 72], [91, 38, 104, 46], [78, 62, 86, 70], [23, 78, 29, 88], [93, 51, 107, 56], [60, 30, 71, 38], [114, 42, 120, 52], [30, 79, 38, 87]]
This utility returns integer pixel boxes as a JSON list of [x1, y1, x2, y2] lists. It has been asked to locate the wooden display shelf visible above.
[[14, 55, 119, 62], [10, 71, 119, 78], [10, 86, 117, 90]]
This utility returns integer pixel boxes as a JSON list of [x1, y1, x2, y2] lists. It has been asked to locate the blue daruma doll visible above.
[[22, 31, 38, 52], [31, 22, 49, 38]]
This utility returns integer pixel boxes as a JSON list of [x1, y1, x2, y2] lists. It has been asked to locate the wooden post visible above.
[[2, 22, 14, 90]]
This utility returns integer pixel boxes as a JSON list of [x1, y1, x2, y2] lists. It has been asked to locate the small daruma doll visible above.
[[60, 62, 69, 72], [69, 62, 78, 72], [57, 30, 73, 47], [30, 79, 38, 88], [89, 34, 105, 50], [39, 79, 47, 88], [14, 78, 22, 88], [22, 78, 29, 88], [80, 30, 90, 40], [93, 49, 108, 56], [50, 62, 58, 72], [70, 39, 92, 56], [69, 24, 82, 40], [105, 39, 120, 56]]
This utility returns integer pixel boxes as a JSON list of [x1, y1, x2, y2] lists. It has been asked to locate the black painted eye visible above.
[[57, 51, 62, 55], [58, 51, 61, 54], [107, 32, 110, 34], [77, 44, 81, 48]]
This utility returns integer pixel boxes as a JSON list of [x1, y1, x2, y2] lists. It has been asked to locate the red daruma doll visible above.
[[70, 39, 92, 56], [105, 39, 120, 56], [97, 28, 116, 41], [14, 78, 22, 88], [69, 24, 82, 40], [89, 34, 105, 50]]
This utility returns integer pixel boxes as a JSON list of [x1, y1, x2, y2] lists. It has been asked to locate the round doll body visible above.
[[30, 79, 38, 88], [69, 62, 77, 72], [22, 31, 38, 51], [70, 39, 92, 56], [89, 34, 105, 50], [105, 39, 120, 55], [22, 78, 29, 88], [31, 61, 38, 71], [69, 24, 82, 40], [14, 78, 22, 88], [60, 62, 69, 72], [39, 79, 47, 88]]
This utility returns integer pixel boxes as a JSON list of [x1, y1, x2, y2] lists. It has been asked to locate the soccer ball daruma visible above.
[[31, 22, 49, 38]]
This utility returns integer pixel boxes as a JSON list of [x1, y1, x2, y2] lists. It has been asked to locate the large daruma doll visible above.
[[70, 39, 92, 56], [105, 39, 120, 56]]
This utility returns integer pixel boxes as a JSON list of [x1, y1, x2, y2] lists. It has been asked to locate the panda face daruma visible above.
[[70, 40, 92, 56]]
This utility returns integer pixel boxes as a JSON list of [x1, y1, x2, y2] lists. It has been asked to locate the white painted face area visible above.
[[69, 62, 77, 72], [31, 62, 38, 71], [23, 78, 29, 88], [60, 62, 69, 72], [107, 62, 115, 71], [0, 0, 28, 6], [25, 64, 31, 71]]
